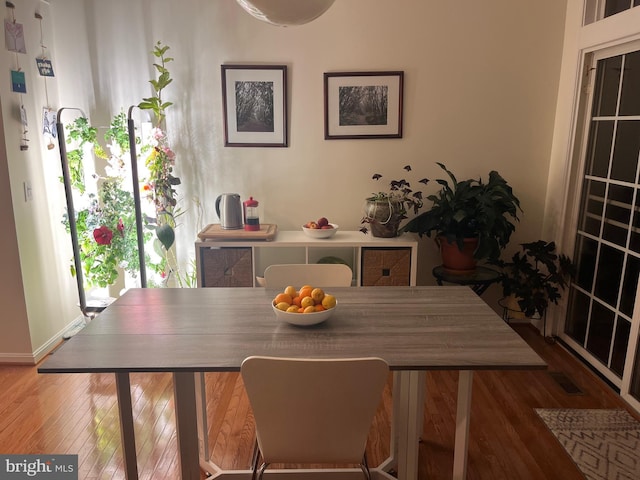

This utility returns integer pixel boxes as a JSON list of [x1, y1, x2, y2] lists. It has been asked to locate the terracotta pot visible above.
[[363, 199, 402, 238], [438, 236, 478, 273]]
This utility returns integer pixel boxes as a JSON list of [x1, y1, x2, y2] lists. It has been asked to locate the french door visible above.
[[561, 41, 640, 410]]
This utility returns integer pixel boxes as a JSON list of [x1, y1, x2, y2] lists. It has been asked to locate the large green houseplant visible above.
[[400, 163, 521, 270], [492, 240, 575, 318]]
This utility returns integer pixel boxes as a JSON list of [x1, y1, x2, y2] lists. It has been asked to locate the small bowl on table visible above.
[[301, 223, 339, 239], [272, 302, 337, 326]]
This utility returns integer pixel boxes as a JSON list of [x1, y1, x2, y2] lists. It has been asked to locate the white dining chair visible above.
[[241, 356, 389, 480], [262, 263, 353, 288]]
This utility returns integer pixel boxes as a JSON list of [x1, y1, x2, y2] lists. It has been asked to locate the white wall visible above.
[[1, 0, 569, 360], [1, 0, 78, 363], [0, 99, 33, 362]]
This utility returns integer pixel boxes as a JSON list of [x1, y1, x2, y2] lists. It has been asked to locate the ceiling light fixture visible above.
[[235, 0, 336, 27]]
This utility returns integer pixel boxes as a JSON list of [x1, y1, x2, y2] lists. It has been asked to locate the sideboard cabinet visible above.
[[195, 230, 419, 287]]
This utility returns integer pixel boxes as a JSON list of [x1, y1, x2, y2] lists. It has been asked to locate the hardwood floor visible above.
[[1, 324, 638, 479]]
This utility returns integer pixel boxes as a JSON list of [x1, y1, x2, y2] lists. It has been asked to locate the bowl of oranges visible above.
[[272, 285, 337, 326]]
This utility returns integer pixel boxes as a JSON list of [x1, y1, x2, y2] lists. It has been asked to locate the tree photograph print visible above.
[[221, 65, 287, 147], [324, 71, 403, 139], [339, 85, 388, 126], [235, 81, 275, 132]]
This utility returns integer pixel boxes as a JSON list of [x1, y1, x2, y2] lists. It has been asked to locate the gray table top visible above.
[[39, 286, 546, 374]]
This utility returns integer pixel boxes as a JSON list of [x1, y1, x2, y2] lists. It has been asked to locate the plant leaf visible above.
[[156, 224, 175, 250]]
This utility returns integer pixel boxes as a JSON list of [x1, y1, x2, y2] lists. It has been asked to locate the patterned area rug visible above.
[[535, 408, 640, 480]]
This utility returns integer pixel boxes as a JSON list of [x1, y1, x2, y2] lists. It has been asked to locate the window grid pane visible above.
[[565, 48, 640, 381]]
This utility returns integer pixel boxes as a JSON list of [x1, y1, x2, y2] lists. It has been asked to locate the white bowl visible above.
[[272, 301, 337, 326], [301, 223, 339, 239]]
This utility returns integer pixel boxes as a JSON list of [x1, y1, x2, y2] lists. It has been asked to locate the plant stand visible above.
[[432, 265, 501, 295], [498, 297, 555, 344], [55, 107, 148, 328]]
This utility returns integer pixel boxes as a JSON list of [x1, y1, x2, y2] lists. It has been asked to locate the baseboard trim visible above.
[[0, 352, 37, 365], [0, 315, 86, 366]]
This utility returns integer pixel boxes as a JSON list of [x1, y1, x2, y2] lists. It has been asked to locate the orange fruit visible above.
[[275, 302, 290, 311], [284, 285, 297, 298], [292, 296, 302, 307], [298, 286, 313, 299], [301, 296, 315, 309], [311, 288, 325, 303], [274, 293, 293, 305], [322, 294, 336, 309], [303, 305, 316, 314], [286, 305, 299, 313], [315, 304, 326, 312]]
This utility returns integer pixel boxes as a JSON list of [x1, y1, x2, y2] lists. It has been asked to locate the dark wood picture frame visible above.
[[324, 71, 404, 140], [221, 65, 288, 147]]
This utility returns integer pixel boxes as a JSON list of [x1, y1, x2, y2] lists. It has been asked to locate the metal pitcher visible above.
[[215, 193, 243, 229]]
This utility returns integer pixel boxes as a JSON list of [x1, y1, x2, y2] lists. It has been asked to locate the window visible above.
[[584, 0, 639, 24]]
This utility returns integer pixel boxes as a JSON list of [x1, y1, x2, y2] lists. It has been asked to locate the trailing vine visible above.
[[139, 41, 182, 283]]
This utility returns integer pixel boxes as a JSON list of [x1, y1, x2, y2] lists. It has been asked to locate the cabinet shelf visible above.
[[195, 230, 419, 287]]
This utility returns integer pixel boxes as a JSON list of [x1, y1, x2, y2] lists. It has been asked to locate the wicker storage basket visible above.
[[361, 247, 411, 286], [200, 247, 253, 287]]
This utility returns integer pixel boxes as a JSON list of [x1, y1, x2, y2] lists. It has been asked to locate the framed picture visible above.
[[221, 65, 288, 147], [324, 71, 404, 140]]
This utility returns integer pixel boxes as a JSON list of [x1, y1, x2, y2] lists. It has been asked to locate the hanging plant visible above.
[[62, 113, 148, 288], [64, 117, 105, 193], [139, 41, 182, 283]]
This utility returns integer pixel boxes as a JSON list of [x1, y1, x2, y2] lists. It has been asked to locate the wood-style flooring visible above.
[[1, 324, 638, 479]]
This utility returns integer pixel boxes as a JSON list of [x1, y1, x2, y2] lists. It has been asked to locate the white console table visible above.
[[195, 230, 419, 287]]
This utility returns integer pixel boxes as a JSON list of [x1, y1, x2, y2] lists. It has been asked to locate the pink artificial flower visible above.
[[117, 218, 125, 236], [161, 146, 175, 162], [151, 127, 165, 141], [93, 226, 113, 245]]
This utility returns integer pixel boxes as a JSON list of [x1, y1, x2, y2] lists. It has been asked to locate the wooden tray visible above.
[[197, 223, 278, 241]]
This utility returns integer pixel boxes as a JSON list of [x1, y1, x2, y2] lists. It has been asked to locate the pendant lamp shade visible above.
[[236, 0, 336, 26]]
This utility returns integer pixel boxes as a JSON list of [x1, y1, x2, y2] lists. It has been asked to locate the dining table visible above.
[[38, 286, 546, 480]]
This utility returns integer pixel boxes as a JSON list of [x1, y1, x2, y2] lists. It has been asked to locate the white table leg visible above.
[[174, 372, 203, 480], [394, 370, 424, 480], [195, 372, 210, 462], [115, 372, 138, 479], [453, 371, 473, 480]]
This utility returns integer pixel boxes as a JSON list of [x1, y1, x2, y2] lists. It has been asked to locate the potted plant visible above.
[[400, 162, 521, 271], [492, 240, 575, 319], [360, 165, 428, 238]]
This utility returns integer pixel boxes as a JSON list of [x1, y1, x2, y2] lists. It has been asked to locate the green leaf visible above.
[[153, 63, 168, 73], [153, 238, 165, 257], [138, 100, 155, 110], [156, 224, 175, 251]]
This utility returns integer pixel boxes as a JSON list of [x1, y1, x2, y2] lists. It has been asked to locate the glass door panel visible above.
[[611, 121, 640, 181], [632, 339, 640, 400], [619, 51, 640, 115], [564, 47, 640, 386], [611, 318, 631, 376]]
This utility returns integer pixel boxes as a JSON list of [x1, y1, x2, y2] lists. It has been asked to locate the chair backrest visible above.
[[241, 356, 389, 465], [263, 263, 353, 288]]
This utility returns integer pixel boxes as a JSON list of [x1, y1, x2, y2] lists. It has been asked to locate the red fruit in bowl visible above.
[[307, 222, 319, 229], [321, 225, 333, 230], [317, 217, 329, 228]]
